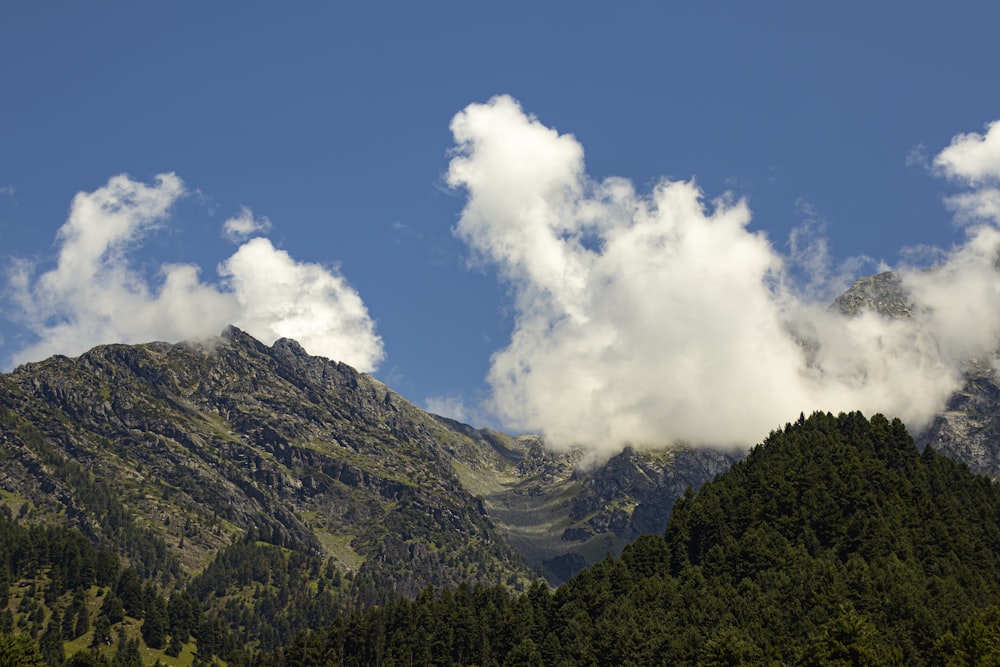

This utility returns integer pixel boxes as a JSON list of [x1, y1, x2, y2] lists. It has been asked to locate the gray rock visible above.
[[832, 271, 913, 318]]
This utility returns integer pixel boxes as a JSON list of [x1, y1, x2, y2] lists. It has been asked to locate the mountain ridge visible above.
[[1, 325, 527, 592], [0, 325, 733, 592]]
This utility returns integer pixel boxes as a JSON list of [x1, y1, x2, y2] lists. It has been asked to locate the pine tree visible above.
[[39, 611, 65, 667], [62, 604, 78, 640], [90, 615, 112, 649], [115, 568, 143, 619], [166, 633, 183, 658], [100, 592, 124, 625], [142, 595, 169, 649], [74, 605, 90, 639], [114, 628, 141, 667]]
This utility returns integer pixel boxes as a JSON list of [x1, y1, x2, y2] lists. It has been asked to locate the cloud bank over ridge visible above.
[[5, 173, 384, 372], [448, 96, 1000, 455], [6, 100, 1000, 460]]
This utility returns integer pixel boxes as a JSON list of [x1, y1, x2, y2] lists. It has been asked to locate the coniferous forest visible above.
[[6, 412, 1000, 665]]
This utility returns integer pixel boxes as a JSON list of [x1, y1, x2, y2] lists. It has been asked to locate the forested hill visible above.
[[263, 412, 1000, 666]]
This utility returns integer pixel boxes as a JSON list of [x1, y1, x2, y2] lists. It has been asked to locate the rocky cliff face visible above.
[[0, 326, 732, 589], [833, 272, 1000, 479], [920, 369, 1000, 477]]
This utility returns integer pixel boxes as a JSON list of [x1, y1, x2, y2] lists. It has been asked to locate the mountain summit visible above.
[[1, 326, 531, 594]]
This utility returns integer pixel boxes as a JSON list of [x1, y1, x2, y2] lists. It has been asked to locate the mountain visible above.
[[4, 267, 995, 595], [277, 412, 1000, 666], [1, 326, 531, 596], [5, 290, 1000, 662], [0, 326, 732, 595], [834, 270, 1000, 479]]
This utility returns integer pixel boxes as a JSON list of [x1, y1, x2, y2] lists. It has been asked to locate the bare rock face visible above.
[[459, 433, 742, 585], [575, 446, 740, 539], [919, 368, 1000, 478]]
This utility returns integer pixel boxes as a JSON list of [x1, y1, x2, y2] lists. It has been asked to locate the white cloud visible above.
[[905, 144, 929, 169], [223, 206, 272, 242], [944, 188, 1000, 225], [934, 121, 1000, 228], [901, 225, 1000, 369], [5, 173, 384, 372], [786, 201, 875, 303], [934, 120, 1000, 184], [424, 393, 499, 430], [447, 96, 1000, 457], [219, 238, 384, 371]]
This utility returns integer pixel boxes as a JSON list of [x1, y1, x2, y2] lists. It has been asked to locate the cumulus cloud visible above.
[[944, 188, 1000, 225], [219, 238, 383, 370], [447, 95, 1000, 456], [223, 206, 272, 242], [935, 121, 1000, 225], [5, 173, 383, 372], [934, 120, 1000, 184]]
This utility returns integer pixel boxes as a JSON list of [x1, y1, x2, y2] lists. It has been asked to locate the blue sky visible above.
[[3, 3, 1000, 450]]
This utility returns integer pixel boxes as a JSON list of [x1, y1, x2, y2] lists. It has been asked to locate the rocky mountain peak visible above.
[[0, 327, 536, 592], [272, 336, 309, 359], [832, 270, 913, 317]]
